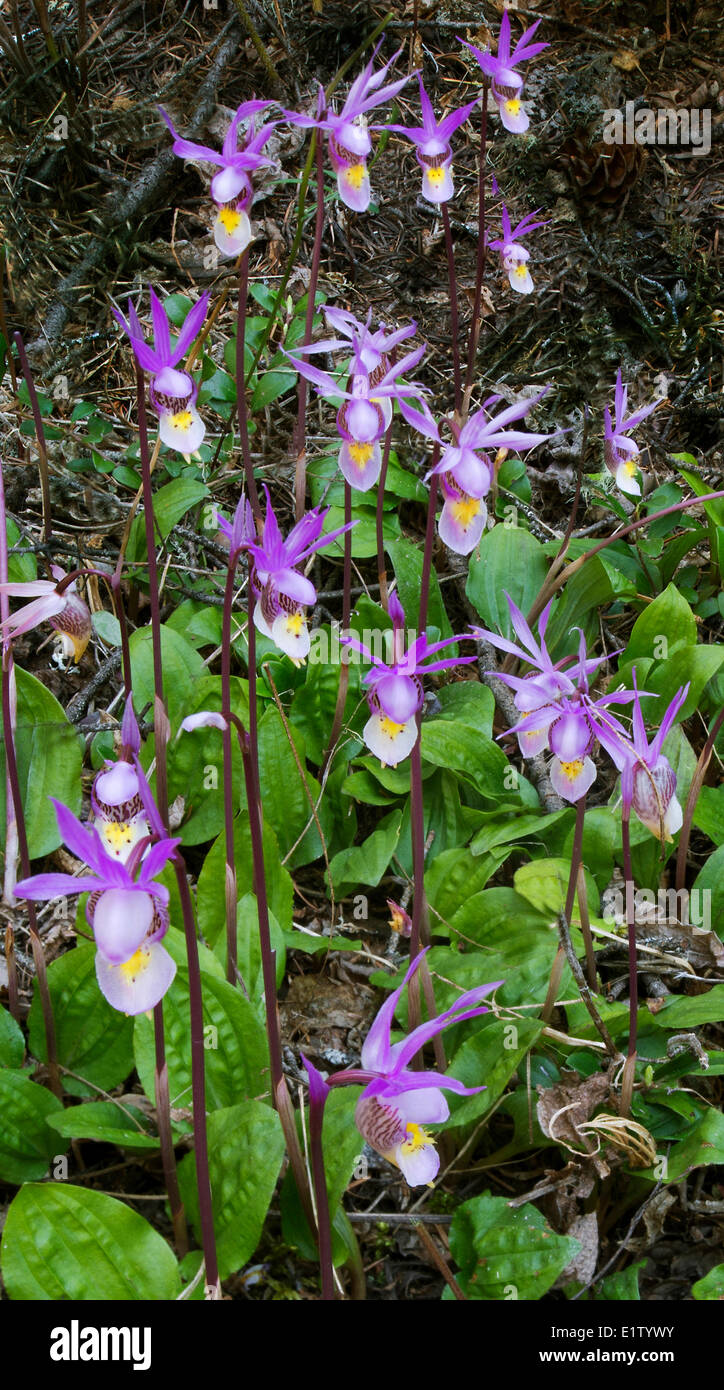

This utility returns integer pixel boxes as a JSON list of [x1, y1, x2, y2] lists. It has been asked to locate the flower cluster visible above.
[[303, 950, 501, 1186]]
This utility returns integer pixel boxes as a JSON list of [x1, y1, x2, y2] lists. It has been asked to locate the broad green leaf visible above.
[[466, 525, 547, 636], [594, 1261, 645, 1300], [1, 1184, 181, 1300], [178, 1101, 285, 1279], [652, 980, 724, 1029], [28, 945, 134, 1097], [0, 1070, 67, 1183], [92, 610, 122, 647], [692, 847, 724, 939], [0, 1005, 24, 1068], [448, 1194, 579, 1300], [290, 654, 362, 765], [514, 857, 600, 919], [6, 518, 36, 584], [134, 967, 270, 1112], [328, 811, 402, 893], [0, 668, 82, 856], [250, 369, 296, 411], [693, 1264, 724, 1300], [544, 557, 615, 657], [322, 503, 400, 558], [196, 814, 293, 943], [445, 1017, 544, 1128], [387, 538, 452, 638], [693, 785, 724, 846], [255, 706, 332, 867], [471, 809, 568, 857], [212, 893, 286, 1011], [420, 720, 515, 802], [642, 644, 724, 723], [167, 674, 247, 845], [396, 768, 470, 872], [434, 681, 494, 735], [130, 624, 204, 728], [46, 1100, 161, 1151], [646, 1108, 724, 1183], [426, 845, 512, 923], [624, 583, 696, 663], [126, 477, 209, 563]]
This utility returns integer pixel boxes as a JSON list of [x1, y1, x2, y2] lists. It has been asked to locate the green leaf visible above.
[[163, 292, 193, 327], [652, 980, 724, 1029], [514, 857, 600, 918], [693, 785, 724, 846], [0, 668, 82, 857], [445, 1018, 544, 1128], [0, 1005, 24, 1068], [328, 811, 402, 893], [693, 1263, 724, 1300], [196, 815, 293, 943], [692, 846, 724, 934], [178, 1100, 285, 1279], [420, 720, 516, 802], [130, 624, 204, 729], [624, 583, 696, 663], [544, 557, 616, 658], [92, 610, 122, 647], [255, 706, 331, 868], [471, 809, 569, 857], [134, 967, 270, 1112], [250, 369, 296, 411], [387, 538, 452, 638], [28, 945, 134, 1097], [126, 477, 209, 564], [213, 893, 286, 1009], [466, 526, 547, 636], [448, 1194, 579, 1300], [322, 503, 400, 558], [167, 674, 247, 845], [46, 1100, 161, 1151], [434, 681, 494, 735], [649, 1107, 724, 1183], [1, 1184, 181, 1300], [0, 1070, 67, 1183], [6, 518, 36, 584], [642, 645, 724, 724], [594, 1261, 645, 1300]]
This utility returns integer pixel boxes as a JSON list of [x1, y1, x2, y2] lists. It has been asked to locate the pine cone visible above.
[[561, 132, 647, 207]]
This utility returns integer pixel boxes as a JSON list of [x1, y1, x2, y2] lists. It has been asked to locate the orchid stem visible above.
[[462, 82, 489, 412], [235, 251, 260, 524], [221, 556, 240, 988], [136, 365, 168, 823], [293, 132, 325, 523], [441, 204, 462, 414], [375, 413, 395, 614], [154, 1004, 188, 1257], [565, 794, 597, 990], [321, 482, 352, 775], [620, 813, 638, 1117], [308, 1085, 335, 1300]]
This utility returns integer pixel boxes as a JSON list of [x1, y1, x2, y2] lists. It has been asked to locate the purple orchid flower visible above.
[[287, 339, 427, 492], [387, 77, 479, 204], [475, 593, 642, 802], [15, 799, 179, 1014], [603, 370, 660, 497], [615, 671, 690, 841], [488, 204, 548, 295], [0, 565, 91, 666], [112, 287, 209, 455], [400, 390, 556, 555], [460, 12, 548, 134], [293, 306, 419, 437], [302, 949, 501, 1187], [284, 44, 412, 212], [160, 101, 277, 257], [248, 487, 355, 661], [342, 593, 476, 765], [216, 494, 256, 559], [89, 695, 147, 864]]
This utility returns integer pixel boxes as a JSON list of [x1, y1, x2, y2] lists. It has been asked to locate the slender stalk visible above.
[[308, 1085, 334, 1300], [14, 333, 52, 547], [321, 482, 352, 774], [221, 558, 240, 987], [4, 925, 19, 1020], [418, 470, 439, 636], [154, 1005, 188, 1257], [462, 83, 489, 412], [235, 252, 260, 524], [173, 855, 219, 1295], [675, 706, 724, 892], [136, 365, 168, 822], [441, 204, 462, 414], [620, 813, 638, 1117], [0, 255, 18, 395], [293, 132, 325, 522], [565, 794, 596, 990], [375, 412, 395, 613], [408, 730, 426, 1039], [526, 490, 724, 632]]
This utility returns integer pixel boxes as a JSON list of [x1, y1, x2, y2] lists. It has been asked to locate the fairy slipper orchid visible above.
[[387, 77, 479, 204], [342, 594, 475, 765], [488, 205, 548, 295], [0, 566, 91, 664], [302, 950, 502, 1187], [112, 288, 209, 455], [603, 369, 660, 497], [460, 12, 548, 134], [15, 799, 178, 1014], [284, 44, 412, 212], [160, 101, 277, 257], [616, 672, 689, 841], [247, 487, 355, 661]]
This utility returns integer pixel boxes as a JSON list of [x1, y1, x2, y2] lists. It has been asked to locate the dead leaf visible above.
[[560, 1212, 599, 1286], [612, 49, 640, 72]]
